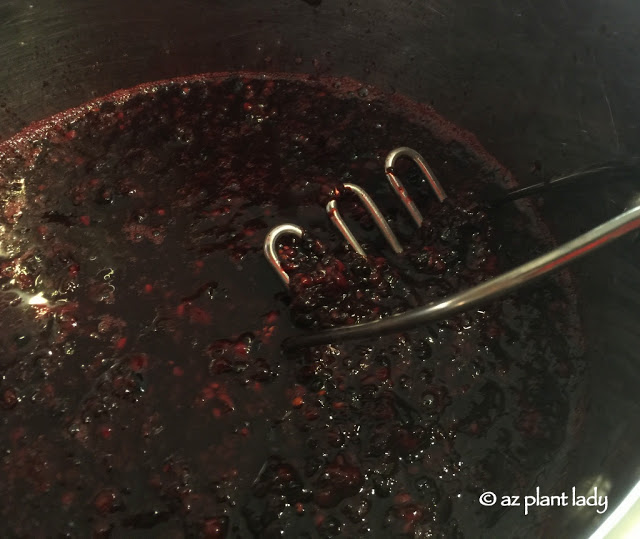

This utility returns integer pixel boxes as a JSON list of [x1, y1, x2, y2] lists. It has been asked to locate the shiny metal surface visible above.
[[263, 223, 303, 286], [327, 183, 404, 256], [385, 146, 447, 225]]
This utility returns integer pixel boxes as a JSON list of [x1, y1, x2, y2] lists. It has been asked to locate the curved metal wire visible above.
[[263, 223, 304, 286], [327, 183, 403, 255], [385, 146, 447, 226]]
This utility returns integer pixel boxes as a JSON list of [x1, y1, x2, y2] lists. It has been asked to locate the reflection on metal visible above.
[[263, 223, 304, 286], [385, 146, 447, 226], [326, 183, 403, 256], [590, 477, 640, 539]]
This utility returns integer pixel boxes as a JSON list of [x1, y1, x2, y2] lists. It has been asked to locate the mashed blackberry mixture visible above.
[[0, 74, 585, 538]]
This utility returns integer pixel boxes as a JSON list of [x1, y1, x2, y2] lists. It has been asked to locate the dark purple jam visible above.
[[0, 73, 585, 538]]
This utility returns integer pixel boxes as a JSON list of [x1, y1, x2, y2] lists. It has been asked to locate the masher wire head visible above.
[[264, 147, 443, 286]]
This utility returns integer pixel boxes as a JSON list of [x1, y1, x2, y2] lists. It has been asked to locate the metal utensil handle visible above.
[[284, 196, 640, 348]]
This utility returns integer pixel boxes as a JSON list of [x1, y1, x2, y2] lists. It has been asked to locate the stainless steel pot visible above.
[[1, 1, 639, 537]]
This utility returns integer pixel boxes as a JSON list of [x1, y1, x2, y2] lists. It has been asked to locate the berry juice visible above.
[[0, 73, 585, 537]]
